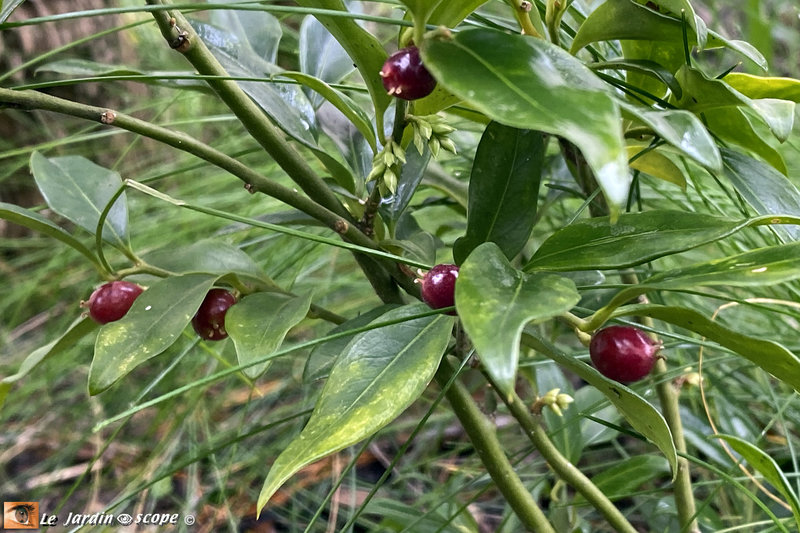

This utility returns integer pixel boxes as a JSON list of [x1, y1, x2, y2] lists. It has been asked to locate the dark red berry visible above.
[[192, 289, 236, 341], [421, 264, 459, 313], [87, 281, 144, 324], [380, 46, 437, 101], [589, 325, 660, 383]]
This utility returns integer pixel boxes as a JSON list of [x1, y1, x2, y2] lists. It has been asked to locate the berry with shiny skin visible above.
[[421, 264, 459, 313], [192, 289, 236, 341], [380, 46, 437, 101], [87, 281, 144, 324], [589, 325, 660, 383]]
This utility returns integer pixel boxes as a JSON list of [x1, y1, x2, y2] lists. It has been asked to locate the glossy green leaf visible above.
[[0, 317, 97, 408], [257, 304, 454, 512], [193, 21, 356, 192], [89, 273, 218, 394], [628, 145, 686, 189], [704, 107, 787, 174], [294, 0, 391, 128], [526, 210, 748, 271], [676, 66, 795, 143], [422, 29, 630, 218], [453, 123, 545, 264], [618, 102, 721, 170], [278, 71, 376, 152], [193, 22, 316, 145], [457, 243, 580, 398], [303, 305, 398, 383], [0, 201, 99, 266], [572, 0, 766, 69], [143, 239, 270, 282], [226, 292, 312, 378], [713, 434, 800, 530], [299, 16, 356, 106], [525, 333, 678, 475], [30, 152, 129, 249], [724, 73, 800, 102], [577, 455, 670, 504], [639, 0, 708, 47], [614, 305, 800, 394], [209, 1, 282, 64], [721, 149, 800, 241]]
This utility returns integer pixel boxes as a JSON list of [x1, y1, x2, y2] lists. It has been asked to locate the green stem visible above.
[[485, 373, 639, 533], [560, 144, 698, 531], [434, 358, 557, 533], [145, 0, 347, 220], [145, 1, 419, 304], [506, 0, 545, 38], [619, 273, 698, 533], [654, 342, 699, 532], [0, 86, 413, 303]]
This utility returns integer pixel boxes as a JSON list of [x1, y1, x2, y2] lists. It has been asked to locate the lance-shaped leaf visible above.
[[618, 102, 721, 170], [277, 71, 377, 151], [143, 239, 272, 284], [0, 317, 97, 408], [0, 202, 98, 266], [226, 292, 312, 378], [526, 210, 749, 271], [457, 243, 580, 398], [676, 66, 796, 143], [713, 434, 800, 530], [30, 152, 129, 249], [704, 107, 787, 174], [453, 122, 545, 264], [721, 149, 800, 242], [89, 273, 218, 394], [526, 333, 677, 476], [192, 21, 356, 193], [257, 304, 454, 512], [299, 16, 355, 99], [303, 305, 398, 383], [614, 305, 800, 394], [571, 0, 766, 70], [724, 73, 800, 102], [422, 29, 630, 219], [294, 0, 391, 127]]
